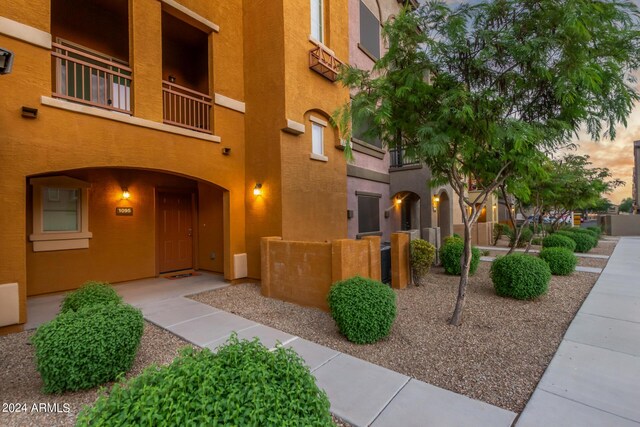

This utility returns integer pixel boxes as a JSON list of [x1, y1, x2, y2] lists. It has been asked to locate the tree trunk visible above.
[[450, 221, 472, 326]]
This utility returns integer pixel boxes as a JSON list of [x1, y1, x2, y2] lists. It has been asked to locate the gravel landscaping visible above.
[[191, 259, 606, 413], [483, 250, 608, 269], [0, 322, 192, 427]]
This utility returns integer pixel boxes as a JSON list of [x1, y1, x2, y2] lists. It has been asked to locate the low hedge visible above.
[[539, 247, 578, 275], [542, 234, 577, 252], [76, 336, 333, 426], [556, 230, 596, 253], [491, 254, 551, 300], [327, 276, 397, 344], [60, 281, 122, 314], [410, 239, 436, 279], [440, 236, 480, 276], [587, 225, 602, 237], [32, 303, 143, 394]]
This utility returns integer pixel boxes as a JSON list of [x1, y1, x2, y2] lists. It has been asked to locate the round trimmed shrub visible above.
[[491, 254, 551, 300], [542, 234, 577, 252], [32, 303, 143, 393], [539, 247, 578, 275], [327, 276, 396, 344], [76, 336, 333, 426], [60, 281, 121, 314], [570, 228, 599, 246], [440, 236, 481, 276], [410, 239, 436, 279], [587, 226, 602, 237], [557, 230, 596, 253]]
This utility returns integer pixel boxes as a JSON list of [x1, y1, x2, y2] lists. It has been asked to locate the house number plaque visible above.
[[116, 207, 133, 216]]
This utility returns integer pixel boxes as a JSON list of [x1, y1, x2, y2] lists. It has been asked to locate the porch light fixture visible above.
[[253, 183, 263, 196], [395, 197, 402, 205], [121, 187, 130, 200], [433, 195, 440, 211]]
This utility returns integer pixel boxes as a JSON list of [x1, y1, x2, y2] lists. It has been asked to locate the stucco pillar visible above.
[[391, 232, 409, 289]]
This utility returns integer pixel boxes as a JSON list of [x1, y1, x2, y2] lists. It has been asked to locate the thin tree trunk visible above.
[[450, 196, 474, 326]]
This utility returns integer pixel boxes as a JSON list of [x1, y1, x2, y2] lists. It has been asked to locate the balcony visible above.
[[309, 44, 343, 82], [162, 81, 212, 133], [51, 41, 132, 114], [389, 145, 420, 168]]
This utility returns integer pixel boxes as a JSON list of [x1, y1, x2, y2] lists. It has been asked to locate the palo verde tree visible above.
[[336, 0, 640, 325]]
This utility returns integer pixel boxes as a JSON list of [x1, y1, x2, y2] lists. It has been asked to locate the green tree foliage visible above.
[[337, 0, 640, 324], [619, 197, 634, 213], [77, 336, 333, 426], [327, 276, 397, 344]]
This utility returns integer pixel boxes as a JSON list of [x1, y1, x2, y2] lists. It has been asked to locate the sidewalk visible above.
[[26, 272, 516, 426], [516, 236, 640, 426]]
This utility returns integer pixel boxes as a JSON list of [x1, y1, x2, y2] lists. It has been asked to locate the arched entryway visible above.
[[26, 167, 227, 296], [437, 190, 452, 239], [393, 191, 421, 232]]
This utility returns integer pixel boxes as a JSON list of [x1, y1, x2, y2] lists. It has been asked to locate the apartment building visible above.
[[0, 0, 349, 334], [346, 0, 454, 245]]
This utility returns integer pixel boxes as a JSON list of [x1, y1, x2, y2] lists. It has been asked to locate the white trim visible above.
[[0, 16, 52, 49], [0, 283, 19, 327], [41, 96, 222, 143], [214, 93, 245, 113], [282, 119, 305, 135], [309, 115, 328, 127], [159, 0, 220, 33], [308, 36, 335, 56], [33, 239, 90, 252], [310, 152, 328, 162]]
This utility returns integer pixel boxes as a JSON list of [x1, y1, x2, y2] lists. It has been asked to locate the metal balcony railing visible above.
[[389, 145, 420, 168], [162, 81, 212, 134], [51, 42, 132, 114], [309, 44, 343, 82]]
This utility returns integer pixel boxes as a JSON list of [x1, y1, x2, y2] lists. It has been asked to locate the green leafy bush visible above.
[[76, 336, 332, 426], [60, 281, 121, 314], [510, 227, 533, 248], [440, 236, 481, 275], [492, 223, 512, 245], [327, 276, 396, 344], [410, 239, 436, 279], [570, 227, 599, 245], [539, 247, 578, 275], [491, 254, 551, 300], [32, 303, 143, 393], [542, 234, 577, 252], [587, 225, 602, 237], [531, 237, 542, 246], [556, 230, 596, 253]]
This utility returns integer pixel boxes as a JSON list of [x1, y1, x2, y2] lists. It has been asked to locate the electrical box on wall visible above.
[[0, 48, 14, 75]]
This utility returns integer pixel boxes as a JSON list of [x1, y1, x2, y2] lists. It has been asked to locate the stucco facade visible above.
[[0, 0, 349, 333]]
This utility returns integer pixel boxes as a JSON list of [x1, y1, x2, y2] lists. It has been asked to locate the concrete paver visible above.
[[141, 297, 221, 328], [284, 338, 340, 372], [565, 313, 640, 357], [371, 378, 517, 427], [169, 311, 256, 347], [313, 353, 410, 427], [517, 389, 640, 427], [536, 341, 640, 422], [204, 324, 295, 351], [475, 245, 610, 259], [579, 292, 640, 323]]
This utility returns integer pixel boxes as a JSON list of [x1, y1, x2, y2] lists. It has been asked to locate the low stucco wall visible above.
[[261, 236, 381, 311], [601, 215, 640, 236], [453, 222, 495, 246]]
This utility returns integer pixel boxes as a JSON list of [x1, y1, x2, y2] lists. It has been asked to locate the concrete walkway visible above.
[[476, 245, 610, 259], [516, 236, 640, 426], [26, 272, 516, 426]]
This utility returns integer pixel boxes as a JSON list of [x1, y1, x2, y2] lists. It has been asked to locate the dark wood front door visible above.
[[158, 191, 193, 273]]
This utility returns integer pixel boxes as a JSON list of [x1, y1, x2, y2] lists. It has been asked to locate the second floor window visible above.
[[311, 0, 324, 42], [359, 1, 380, 59]]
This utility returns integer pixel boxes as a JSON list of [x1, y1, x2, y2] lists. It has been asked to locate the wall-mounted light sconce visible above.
[[21, 106, 38, 119], [395, 197, 402, 205], [121, 187, 131, 200], [222, 147, 231, 155], [493, 203, 497, 210], [253, 183, 263, 196], [168, 75, 176, 83], [433, 195, 440, 212]]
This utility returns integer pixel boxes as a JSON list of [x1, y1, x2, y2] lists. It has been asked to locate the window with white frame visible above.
[[30, 176, 92, 252], [311, 0, 324, 42], [359, 1, 380, 59], [312, 122, 324, 155]]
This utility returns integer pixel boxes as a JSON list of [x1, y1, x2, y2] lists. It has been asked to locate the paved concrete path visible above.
[[476, 245, 610, 259], [26, 272, 516, 426], [479, 256, 603, 274], [516, 236, 640, 426]]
